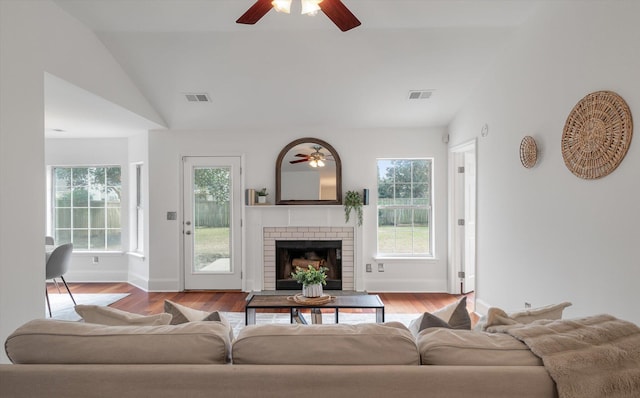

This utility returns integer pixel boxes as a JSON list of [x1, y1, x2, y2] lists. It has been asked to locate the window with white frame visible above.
[[134, 163, 144, 253], [377, 159, 433, 257], [52, 166, 122, 251]]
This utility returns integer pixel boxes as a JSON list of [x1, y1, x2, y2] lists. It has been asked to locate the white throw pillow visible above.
[[483, 302, 572, 330], [164, 300, 234, 341], [75, 305, 172, 326]]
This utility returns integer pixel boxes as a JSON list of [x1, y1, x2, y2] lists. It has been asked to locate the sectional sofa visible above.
[[1, 318, 557, 398]]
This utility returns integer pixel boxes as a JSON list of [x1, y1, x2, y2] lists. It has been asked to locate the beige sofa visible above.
[[1, 319, 557, 398]]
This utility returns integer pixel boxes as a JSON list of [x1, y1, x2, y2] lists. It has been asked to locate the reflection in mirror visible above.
[[276, 138, 342, 205]]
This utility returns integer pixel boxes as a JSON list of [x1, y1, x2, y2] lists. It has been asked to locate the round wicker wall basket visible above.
[[520, 136, 538, 168], [562, 91, 633, 179]]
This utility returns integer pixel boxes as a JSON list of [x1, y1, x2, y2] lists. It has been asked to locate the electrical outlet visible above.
[[92, 256, 99, 264], [365, 263, 372, 272], [524, 302, 531, 309], [378, 263, 384, 272]]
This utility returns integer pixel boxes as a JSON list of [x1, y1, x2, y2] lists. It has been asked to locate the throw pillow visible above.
[[408, 296, 471, 336], [164, 300, 234, 341], [74, 305, 172, 326], [483, 302, 572, 330], [417, 312, 455, 330], [164, 300, 222, 324]]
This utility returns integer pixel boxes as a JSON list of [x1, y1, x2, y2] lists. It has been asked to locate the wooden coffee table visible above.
[[245, 294, 385, 325]]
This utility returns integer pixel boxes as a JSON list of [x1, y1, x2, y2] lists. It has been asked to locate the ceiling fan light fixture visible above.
[[301, 0, 322, 15], [309, 159, 318, 168], [316, 159, 325, 167], [272, 0, 291, 14]]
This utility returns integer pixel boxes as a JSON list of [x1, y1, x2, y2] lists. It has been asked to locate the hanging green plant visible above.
[[344, 190, 363, 226]]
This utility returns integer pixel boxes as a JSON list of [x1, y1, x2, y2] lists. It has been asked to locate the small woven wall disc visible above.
[[520, 136, 538, 168], [562, 91, 633, 179]]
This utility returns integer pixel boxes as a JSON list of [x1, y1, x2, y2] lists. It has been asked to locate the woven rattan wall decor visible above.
[[562, 91, 633, 179], [520, 136, 538, 168]]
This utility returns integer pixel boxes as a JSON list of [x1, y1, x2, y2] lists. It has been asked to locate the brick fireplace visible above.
[[263, 227, 354, 291]]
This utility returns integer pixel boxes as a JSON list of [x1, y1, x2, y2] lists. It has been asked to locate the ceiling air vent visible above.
[[184, 93, 211, 103], [408, 90, 433, 100]]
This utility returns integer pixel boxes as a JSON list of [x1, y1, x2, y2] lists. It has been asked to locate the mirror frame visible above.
[[276, 137, 342, 205]]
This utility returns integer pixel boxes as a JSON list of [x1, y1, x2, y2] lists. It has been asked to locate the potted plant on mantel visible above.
[[291, 265, 328, 298], [344, 190, 363, 226], [256, 188, 268, 204]]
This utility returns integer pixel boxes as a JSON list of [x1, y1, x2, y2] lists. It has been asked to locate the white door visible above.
[[462, 151, 476, 293], [183, 156, 242, 290], [450, 140, 476, 294]]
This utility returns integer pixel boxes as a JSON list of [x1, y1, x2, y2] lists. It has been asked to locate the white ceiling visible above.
[[48, 0, 541, 137]]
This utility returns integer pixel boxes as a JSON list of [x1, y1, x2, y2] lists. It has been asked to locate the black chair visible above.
[[45, 243, 76, 317]]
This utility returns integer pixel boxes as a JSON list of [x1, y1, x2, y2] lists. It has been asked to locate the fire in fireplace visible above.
[[275, 240, 342, 290]]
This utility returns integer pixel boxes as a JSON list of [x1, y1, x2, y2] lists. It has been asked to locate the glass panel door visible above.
[[183, 156, 241, 290]]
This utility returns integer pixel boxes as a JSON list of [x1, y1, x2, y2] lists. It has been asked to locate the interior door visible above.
[[462, 151, 476, 293], [450, 140, 476, 295], [183, 156, 242, 290]]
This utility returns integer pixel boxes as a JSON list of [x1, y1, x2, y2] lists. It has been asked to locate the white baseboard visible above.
[[475, 298, 491, 316], [127, 273, 149, 292], [64, 270, 128, 282], [364, 278, 447, 292]]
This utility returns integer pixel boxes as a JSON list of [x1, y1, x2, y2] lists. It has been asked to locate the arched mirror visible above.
[[276, 138, 342, 205]]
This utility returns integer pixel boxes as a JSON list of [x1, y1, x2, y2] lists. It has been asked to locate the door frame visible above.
[[179, 154, 245, 291], [448, 139, 477, 298]]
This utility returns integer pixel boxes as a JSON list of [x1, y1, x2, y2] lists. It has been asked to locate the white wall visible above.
[[45, 138, 130, 281], [147, 127, 448, 292], [0, 0, 163, 363], [448, 1, 640, 324], [127, 132, 151, 290]]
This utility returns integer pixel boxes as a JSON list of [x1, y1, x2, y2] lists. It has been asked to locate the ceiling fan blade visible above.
[[319, 0, 361, 32], [290, 159, 309, 164], [236, 0, 273, 25], [294, 154, 308, 157]]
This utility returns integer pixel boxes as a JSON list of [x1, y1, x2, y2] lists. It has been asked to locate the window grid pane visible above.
[[52, 166, 121, 251], [376, 159, 432, 257]]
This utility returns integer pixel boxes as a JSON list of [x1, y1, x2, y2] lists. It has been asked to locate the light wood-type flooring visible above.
[[49, 282, 478, 324]]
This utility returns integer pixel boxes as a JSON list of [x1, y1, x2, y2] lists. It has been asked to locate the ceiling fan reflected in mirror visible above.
[[236, 0, 361, 32], [290, 145, 334, 167]]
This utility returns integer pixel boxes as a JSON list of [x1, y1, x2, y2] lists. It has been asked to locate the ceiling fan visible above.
[[290, 145, 334, 167], [237, 0, 361, 32]]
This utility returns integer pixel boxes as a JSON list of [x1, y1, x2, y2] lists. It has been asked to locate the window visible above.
[[134, 163, 144, 253], [377, 159, 433, 257], [52, 166, 122, 251]]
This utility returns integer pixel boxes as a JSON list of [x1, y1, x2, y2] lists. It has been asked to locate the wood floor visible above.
[[53, 282, 478, 323]]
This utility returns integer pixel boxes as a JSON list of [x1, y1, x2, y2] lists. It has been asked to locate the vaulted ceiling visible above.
[[48, 0, 540, 136]]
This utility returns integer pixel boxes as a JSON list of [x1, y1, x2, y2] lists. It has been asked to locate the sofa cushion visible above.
[[75, 305, 173, 326], [483, 302, 572, 330], [408, 296, 471, 336], [5, 319, 231, 364], [232, 322, 419, 365], [164, 300, 234, 341], [417, 328, 543, 366]]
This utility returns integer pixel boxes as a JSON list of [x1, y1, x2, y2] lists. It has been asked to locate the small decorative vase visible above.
[[302, 283, 323, 298], [258, 196, 267, 204]]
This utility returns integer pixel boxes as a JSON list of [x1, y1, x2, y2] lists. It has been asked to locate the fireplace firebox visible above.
[[275, 240, 342, 290]]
